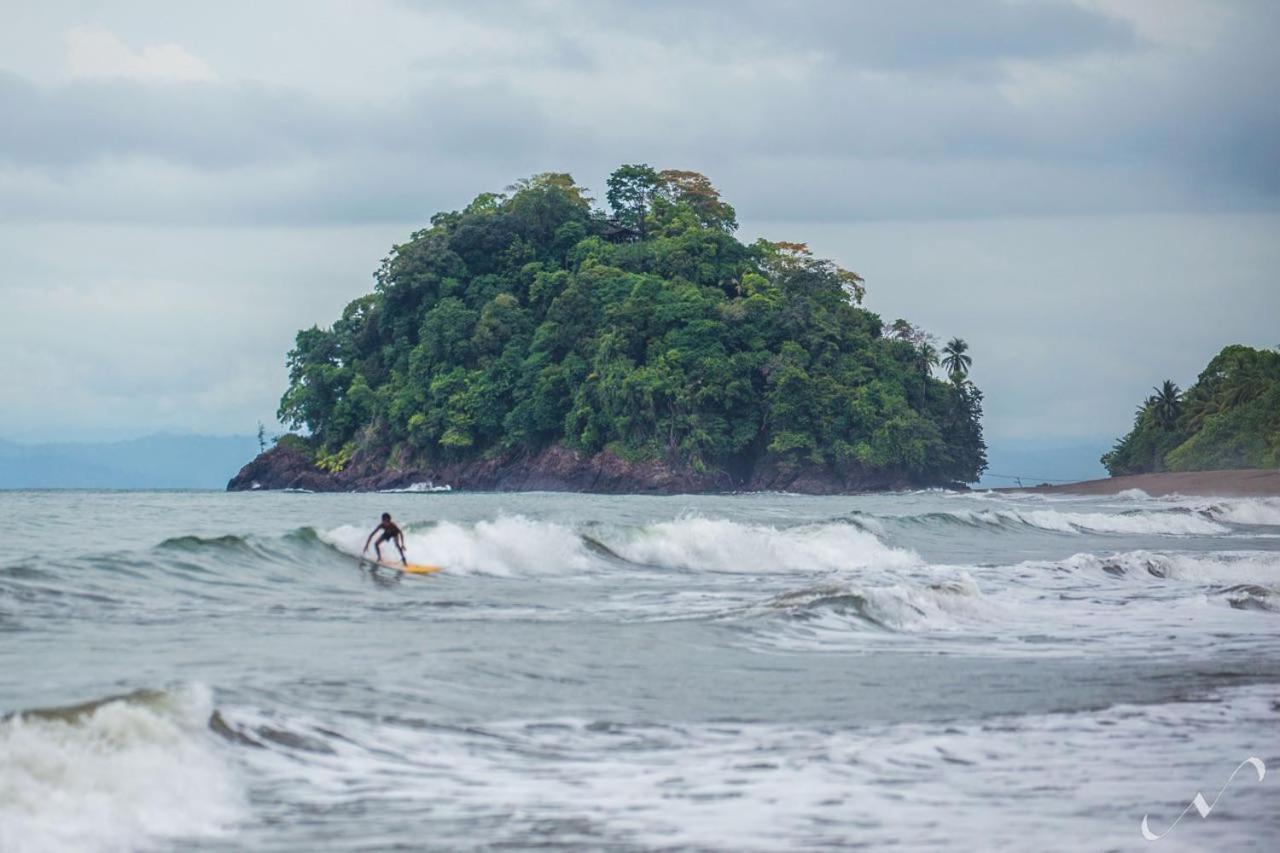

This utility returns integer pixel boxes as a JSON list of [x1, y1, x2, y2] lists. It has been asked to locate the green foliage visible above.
[[941, 338, 971, 381], [277, 167, 988, 484], [315, 443, 355, 473], [1102, 345, 1280, 475], [605, 164, 658, 239], [274, 433, 309, 452]]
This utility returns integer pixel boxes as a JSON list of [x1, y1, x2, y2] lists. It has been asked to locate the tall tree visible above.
[[941, 338, 972, 380], [916, 342, 939, 405], [1151, 380, 1181, 428], [654, 169, 738, 232], [606, 164, 659, 239]]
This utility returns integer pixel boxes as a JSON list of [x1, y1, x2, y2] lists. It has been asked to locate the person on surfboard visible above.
[[363, 513, 407, 566]]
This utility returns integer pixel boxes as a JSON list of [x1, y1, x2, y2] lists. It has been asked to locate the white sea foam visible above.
[[934, 508, 1229, 535], [768, 572, 989, 633], [0, 684, 243, 853], [606, 517, 920, 573], [323, 516, 596, 576], [1200, 498, 1280, 527], [1027, 509, 1228, 535], [323, 516, 916, 577], [1115, 488, 1151, 500], [1056, 549, 1280, 586], [221, 685, 1280, 851], [380, 482, 452, 493]]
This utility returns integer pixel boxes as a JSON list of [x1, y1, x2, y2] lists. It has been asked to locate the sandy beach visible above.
[[1005, 468, 1280, 497]]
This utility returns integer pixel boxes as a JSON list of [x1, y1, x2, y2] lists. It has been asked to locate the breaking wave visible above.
[[1197, 498, 1280, 527], [380, 482, 453, 493], [603, 517, 920, 574], [1006, 550, 1280, 616], [321, 516, 598, 576], [320, 516, 918, 577], [763, 573, 987, 633], [0, 684, 243, 853], [878, 508, 1230, 536]]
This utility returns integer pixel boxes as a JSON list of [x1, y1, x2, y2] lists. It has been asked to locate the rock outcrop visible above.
[[227, 443, 933, 494]]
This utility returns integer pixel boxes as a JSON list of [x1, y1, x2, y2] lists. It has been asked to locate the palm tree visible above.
[[941, 338, 972, 380], [1150, 380, 1181, 429], [916, 342, 939, 373], [916, 342, 939, 402], [1217, 363, 1268, 408]]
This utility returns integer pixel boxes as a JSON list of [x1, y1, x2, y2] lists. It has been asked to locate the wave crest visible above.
[[1201, 498, 1280, 527], [887, 508, 1229, 536], [766, 573, 986, 632], [320, 516, 917, 577], [605, 517, 920, 574], [0, 684, 243, 853], [322, 516, 597, 576], [1063, 549, 1278, 583]]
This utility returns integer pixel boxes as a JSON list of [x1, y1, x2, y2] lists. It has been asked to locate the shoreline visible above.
[[1000, 468, 1280, 498]]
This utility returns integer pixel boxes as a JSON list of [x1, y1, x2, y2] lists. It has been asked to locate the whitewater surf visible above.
[[2, 488, 1278, 850]]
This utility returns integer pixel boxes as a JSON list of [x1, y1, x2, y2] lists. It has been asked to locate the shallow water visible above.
[[2, 488, 1278, 851]]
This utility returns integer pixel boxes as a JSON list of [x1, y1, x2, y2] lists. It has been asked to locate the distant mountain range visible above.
[[0, 433, 260, 489]]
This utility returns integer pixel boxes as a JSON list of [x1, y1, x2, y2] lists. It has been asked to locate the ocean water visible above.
[[2, 488, 1278, 852]]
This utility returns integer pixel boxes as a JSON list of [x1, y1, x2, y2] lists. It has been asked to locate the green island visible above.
[[1102, 344, 1280, 475], [234, 166, 986, 492]]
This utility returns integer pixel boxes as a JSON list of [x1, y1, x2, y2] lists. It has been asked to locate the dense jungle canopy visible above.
[[277, 166, 987, 485], [1103, 344, 1280, 475]]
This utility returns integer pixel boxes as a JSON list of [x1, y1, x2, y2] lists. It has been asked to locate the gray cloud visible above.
[[1, 1, 1277, 446], [0, 72, 564, 170], [411, 0, 1137, 70], [1, 2, 1276, 227], [765, 212, 1280, 444]]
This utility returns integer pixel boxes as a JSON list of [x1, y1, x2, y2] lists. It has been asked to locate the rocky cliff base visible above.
[[226, 443, 940, 494]]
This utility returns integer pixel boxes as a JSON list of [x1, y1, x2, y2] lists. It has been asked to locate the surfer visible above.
[[363, 513, 407, 566]]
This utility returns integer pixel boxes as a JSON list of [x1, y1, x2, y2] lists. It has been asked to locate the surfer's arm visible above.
[[363, 528, 378, 553]]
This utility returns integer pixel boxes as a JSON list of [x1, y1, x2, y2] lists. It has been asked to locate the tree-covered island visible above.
[[1102, 344, 1280, 476], [229, 166, 987, 493]]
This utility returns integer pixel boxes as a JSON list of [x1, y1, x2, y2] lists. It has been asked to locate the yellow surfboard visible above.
[[378, 560, 442, 575]]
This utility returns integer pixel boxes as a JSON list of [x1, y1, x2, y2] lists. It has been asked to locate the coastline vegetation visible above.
[[276, 166, 987, 485], [1102, 344, 1280, 475]]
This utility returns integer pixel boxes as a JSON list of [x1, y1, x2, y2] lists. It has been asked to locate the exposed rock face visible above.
[[227, 443, 937, 494], [226, 444, 341, 492]]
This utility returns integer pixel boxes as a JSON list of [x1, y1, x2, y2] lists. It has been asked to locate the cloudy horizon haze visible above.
[[3, 1, 1277, 482]]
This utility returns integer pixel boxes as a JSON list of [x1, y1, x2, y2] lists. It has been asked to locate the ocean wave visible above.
[[1198, 498, 1280, 527], [319, 516, 917, 577], [0, 684, 243, 853], [882, 507, 1228, 536], [322, 516, 598, 576], [204, 684, 1280, 851], [1048, 549, 1280, 591], [763, 573, 986, 633], [155, 527, 324, 557], [1221, 584, 1280, 612], [1114, 488, 1151, 500], [380, 482, 453, 493], [604, 517, 920, 574]]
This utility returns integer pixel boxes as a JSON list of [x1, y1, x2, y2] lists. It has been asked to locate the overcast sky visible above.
[[2, 1, 1277, 458]]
